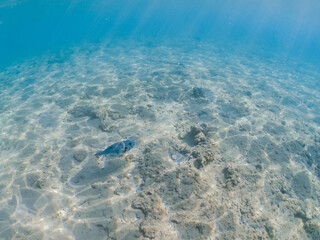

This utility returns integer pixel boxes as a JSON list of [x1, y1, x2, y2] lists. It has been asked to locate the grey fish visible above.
[[95, 139, 135, 156]]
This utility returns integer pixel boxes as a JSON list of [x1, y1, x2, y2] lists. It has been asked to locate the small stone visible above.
[[194, 132, 206, 145], [192, 87, 206, 98], [140, 224, 156, 239], [182, 125, 208, 147], [223, 166, 240, 188], [73, 150, 87, 162]]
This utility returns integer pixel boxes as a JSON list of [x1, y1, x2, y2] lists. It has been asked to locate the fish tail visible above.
[[95, 151, 105, 156]]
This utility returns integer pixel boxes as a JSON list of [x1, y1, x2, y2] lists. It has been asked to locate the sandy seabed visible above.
[[1, 40, 320, 240]]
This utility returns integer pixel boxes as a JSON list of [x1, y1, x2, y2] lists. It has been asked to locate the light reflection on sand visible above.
[[0, 40, 320, 239]]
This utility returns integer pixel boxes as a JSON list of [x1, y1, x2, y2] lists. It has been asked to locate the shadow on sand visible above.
[[70, 158, 126, 186]]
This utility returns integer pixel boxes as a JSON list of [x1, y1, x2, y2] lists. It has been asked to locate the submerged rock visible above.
[[191, 87, 214, 101], [181, 124, 208, 146], [192, 145, 217, 169], [139, 223, 156, 239], [223, 166, 240, 189], [179, 124, 219, 169], [73, 150, 88, 162], [192, 87, 206, 98]]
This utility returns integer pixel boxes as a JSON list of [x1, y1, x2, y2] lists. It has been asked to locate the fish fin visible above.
[[95, 151, 105, 156], [117, 129, 127, 140]]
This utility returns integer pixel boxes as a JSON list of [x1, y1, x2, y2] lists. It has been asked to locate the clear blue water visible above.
[[1, 0, 320, 67], [1, 1, 320, 239]]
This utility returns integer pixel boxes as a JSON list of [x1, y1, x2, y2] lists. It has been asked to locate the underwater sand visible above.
[[1, 40, 320, 239]]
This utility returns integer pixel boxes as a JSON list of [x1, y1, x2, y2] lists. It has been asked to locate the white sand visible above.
[[0, 40, 320, 239]]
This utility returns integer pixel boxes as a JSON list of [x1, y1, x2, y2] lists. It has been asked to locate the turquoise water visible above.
[[1, 1, 320, 239]]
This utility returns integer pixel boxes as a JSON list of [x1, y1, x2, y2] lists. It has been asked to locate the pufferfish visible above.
[[95, 139, 135, 156]]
